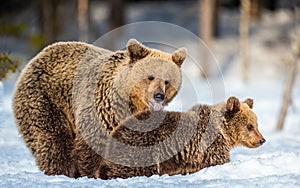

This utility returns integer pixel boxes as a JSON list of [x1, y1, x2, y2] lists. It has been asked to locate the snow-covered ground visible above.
[[1, 6, 300, 188]]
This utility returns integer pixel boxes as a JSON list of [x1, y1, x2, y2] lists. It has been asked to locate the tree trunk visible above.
[[276, 58, 298, 130], [276, 9, 300, 130], [277, 8, 300, 130], [40, 0, 61, 44], [199, 0, 218, 78], [78, 0, 89, 42], [108, 0, 125, 31], [107, 0, 125, 50], [250, 0, 261, 20], [239, 0, 251, 82]]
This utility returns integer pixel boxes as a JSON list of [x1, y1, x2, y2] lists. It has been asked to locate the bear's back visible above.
[[26, 42, 112, 76], [14, 42, 114, 125]]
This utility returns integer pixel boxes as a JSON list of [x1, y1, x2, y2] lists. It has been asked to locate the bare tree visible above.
[[78, 0, 89, 42], [239, 0, 251, 82], [250, 0, 261, 20], [276, 12, 300, 130], [39, 0, 62, 44], [108, 0, 125, 31], [199, 0, 219, 77], [106, 0, 125, 50]]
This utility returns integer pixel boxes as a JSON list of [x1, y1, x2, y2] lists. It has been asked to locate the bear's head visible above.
[[125, 39, 187, 112], [223, 97, 266, 148]]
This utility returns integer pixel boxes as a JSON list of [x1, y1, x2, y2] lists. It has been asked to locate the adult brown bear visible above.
[[13, 39, 186, 177]]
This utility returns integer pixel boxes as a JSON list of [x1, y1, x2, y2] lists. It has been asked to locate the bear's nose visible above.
[[154, 93, 165, 102], [260, 138, 266, 145]]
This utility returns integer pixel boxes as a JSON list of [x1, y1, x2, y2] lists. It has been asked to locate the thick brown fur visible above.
[[13, 39, 186, 177], [73, 96, 265, 179]]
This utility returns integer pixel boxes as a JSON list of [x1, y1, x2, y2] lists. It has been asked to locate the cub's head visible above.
[[126, 39, 186, 112], [224, 97, 266, 148]]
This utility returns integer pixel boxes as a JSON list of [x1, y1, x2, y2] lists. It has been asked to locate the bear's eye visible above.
[[247, 124, 253, 130], [148, 76, 154, 81], [165, 80, 169, 85]]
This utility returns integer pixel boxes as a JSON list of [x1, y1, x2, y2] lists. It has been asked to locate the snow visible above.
[[1, 6, 300, 188]]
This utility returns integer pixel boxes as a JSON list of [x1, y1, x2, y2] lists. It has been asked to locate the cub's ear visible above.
[[126, 39, 150, 61], [226, 96, 240, 115], [172, 48, 187, 67], [244, 98, 254, 109]]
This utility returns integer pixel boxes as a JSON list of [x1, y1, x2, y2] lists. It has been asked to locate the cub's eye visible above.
[[247, 124, 253, 130], [148, 76, 154, 81], [165, 80, 169, 85]]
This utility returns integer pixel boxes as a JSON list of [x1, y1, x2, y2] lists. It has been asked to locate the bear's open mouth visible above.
[[149, 101, 164, 111]]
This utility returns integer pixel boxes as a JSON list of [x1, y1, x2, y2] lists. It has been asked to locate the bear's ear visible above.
[[126, 39, 150, 61], [226, 96, 240, 115], [172, 48, 187, 67], [244, 98, 254, 109]]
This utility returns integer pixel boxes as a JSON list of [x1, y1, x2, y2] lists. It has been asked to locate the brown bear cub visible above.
[[73, 96, 265, 179], [13, 39, 186, 177]]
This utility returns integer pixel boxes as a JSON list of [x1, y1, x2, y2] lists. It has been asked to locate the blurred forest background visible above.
[[0, 1, 298, 54], [0, 0, 299, 129], [0, 0, 299, 74]]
